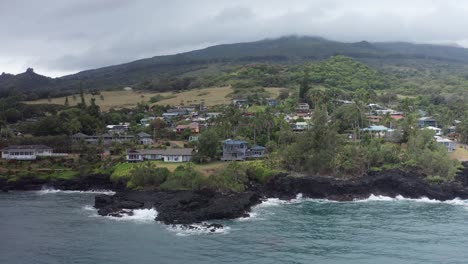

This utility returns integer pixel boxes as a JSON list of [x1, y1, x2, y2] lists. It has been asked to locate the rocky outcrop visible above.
[[263, 169, 468, 201], [95, 189, 261, 225]]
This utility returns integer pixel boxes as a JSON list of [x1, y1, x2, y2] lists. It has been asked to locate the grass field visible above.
[[25, 90, 161, 111], [24, 87, 285, 111], [111, 161, 229, 179], [450, 146, 468, 161]]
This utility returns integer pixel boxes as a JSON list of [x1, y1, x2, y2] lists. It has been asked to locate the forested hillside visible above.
[[3, 36, 468, 100]]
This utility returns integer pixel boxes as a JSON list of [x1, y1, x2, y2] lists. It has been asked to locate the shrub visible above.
[[127, 165, 170, 189], [159, 165, 205, 190]]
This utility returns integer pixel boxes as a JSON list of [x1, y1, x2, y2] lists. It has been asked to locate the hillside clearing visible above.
[[24, 87, 285, 111]]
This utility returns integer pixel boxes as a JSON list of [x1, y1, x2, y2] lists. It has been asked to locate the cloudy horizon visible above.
[[2, 0, 468, 77]]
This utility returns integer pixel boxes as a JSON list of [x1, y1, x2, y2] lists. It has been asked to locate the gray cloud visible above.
[[2, 0, 468, 77]]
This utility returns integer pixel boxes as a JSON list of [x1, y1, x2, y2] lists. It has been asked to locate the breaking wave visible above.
[[100, 208, 158, 223], [166, 223, 230, 236], [356, 194, 468, 206], [36, 187, 115, 195]]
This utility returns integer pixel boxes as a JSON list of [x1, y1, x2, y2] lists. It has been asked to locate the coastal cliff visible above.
[[3, 163, 468, 225], [94, 166, 468, 225]]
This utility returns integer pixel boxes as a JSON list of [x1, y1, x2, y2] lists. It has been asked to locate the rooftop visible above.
[[1, 145, 52, 151], [224, 139, 248, 145]]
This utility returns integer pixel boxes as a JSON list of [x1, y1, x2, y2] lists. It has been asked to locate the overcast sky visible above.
[[2, 0, 468, 77]]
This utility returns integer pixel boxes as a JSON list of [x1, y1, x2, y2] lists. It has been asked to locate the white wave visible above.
[[103, 208, 158, 223], [166, 223, 230, 236], [256, 193, 334, 208], [356, 194, 468, 206], [82, 205, 95, 211], [236, 212, 263, 221], [36, 187, 115, 195]]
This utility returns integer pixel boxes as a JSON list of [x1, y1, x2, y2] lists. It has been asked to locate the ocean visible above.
[[1, 190, 468, 264]]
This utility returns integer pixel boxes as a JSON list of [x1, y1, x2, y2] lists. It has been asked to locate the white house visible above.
[[435, 136, 457, 152], [126, 148, 193, 163], [162, 148, 193, 162], [0, 145, 66, 160], [294, 122, 309, 131], [424, 126, 443, 136]]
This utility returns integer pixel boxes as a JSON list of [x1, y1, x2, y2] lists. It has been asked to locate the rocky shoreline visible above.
[[0, 173, 124, 192], [94, 166, 468, 227], [3, 164, 468, 229]]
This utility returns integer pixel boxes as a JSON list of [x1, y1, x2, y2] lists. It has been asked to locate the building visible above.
[[266, 98, 277, 107], [221, 140, 249, 161], [189, 135, 199, 142], [162, 148, 193, 162], [126, 148, 193, 162], [248, 146, 266, 158], [233, 98, 249, 107], [424, 126, 442, 136], [367, 115, 383, 123], [72, 133, 134, 145], [166, 108, 189, 116], [293, 122, 309, 131], [418, 117, 437, 128], [374, 109, 397, 115], [1, 145, 67, 160], [206, 112, 221, 119], [361, 125, 394, 137], [221, 140, 266, 161], [435, 136, 457, 152], [296, 103, 310, 113], [106, 123, 130, 134], [137, 132, 153, 145], [175, 122, 200, 134], [335, 99, 353, 105], [162, 112, 180, 120], [140, 117, 159, 127], [390, 113, 405, 120]]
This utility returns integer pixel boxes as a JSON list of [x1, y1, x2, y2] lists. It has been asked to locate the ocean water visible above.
[[1, 191, 468, 264]]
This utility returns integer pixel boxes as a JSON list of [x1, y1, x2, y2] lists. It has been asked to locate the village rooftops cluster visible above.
[[72, 132, 153, 145]]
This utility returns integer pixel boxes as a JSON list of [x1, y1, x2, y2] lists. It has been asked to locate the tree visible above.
[[298, 70, 310, 101], [457, 118, 468, 146], [64, 96, 69, 107], [283, 105, 340, 175], [88, 98, 100, 117], [194, 130, 221, 163]]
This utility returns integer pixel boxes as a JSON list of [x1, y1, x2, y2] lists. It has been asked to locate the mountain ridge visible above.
[[3, 36, 468, 99]]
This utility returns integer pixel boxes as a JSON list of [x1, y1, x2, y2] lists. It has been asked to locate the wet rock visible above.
[[95, 189, 261, 225]]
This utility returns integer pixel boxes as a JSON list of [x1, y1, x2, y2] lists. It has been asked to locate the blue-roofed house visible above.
[[221, 140, 249, 161], [361, 125, 394, 137], [221, 140, 267, 161]]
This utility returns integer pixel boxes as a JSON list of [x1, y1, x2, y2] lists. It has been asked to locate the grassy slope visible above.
[[111, 161, 229, 181], [450, 146, 468, 161], [24, 87, 284, 111]]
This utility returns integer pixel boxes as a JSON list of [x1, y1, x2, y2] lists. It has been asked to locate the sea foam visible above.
[[36, 187, 115, 195], [356, 194, 468, 206], [166, 223, 230, 236]]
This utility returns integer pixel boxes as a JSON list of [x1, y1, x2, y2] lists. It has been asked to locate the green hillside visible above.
[[3, 36, 468, 100]]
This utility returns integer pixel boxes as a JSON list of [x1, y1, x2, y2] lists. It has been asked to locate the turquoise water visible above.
[[1, 191, 468, 264]]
